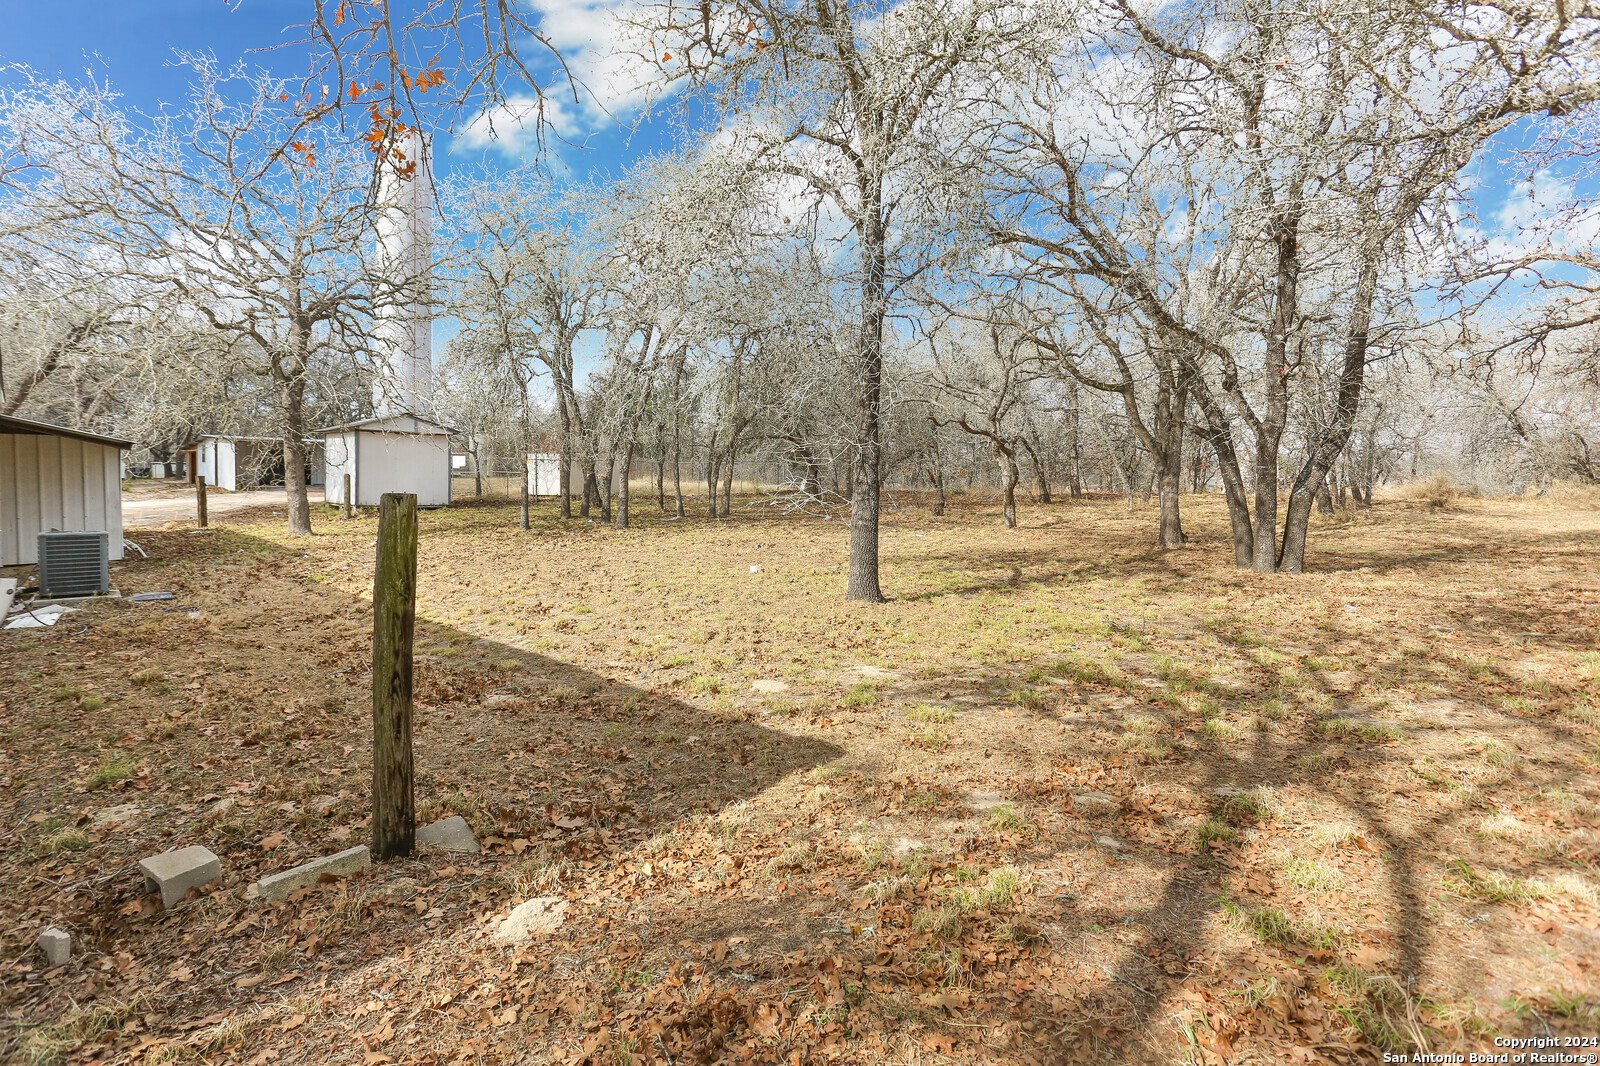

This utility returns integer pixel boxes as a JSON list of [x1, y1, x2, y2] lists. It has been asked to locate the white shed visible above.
[[526, 453, 562, 498], [0, 415, 130, 567], [194, 436, 275, 492], [321, 413, 453, 508]]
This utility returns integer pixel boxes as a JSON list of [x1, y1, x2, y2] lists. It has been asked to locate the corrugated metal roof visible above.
[[0, 414, 133, 449]]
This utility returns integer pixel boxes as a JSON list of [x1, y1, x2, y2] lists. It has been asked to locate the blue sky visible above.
[[0, 0, 672, 182]]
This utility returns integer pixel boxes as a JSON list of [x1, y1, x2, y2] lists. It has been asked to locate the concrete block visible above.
[[416, 815, 480, 853], [38, 927, 70, 967], [255, 845, 370, 901], [139, 846, 222, 909]]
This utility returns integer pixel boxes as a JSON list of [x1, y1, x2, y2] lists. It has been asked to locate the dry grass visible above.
[[2, 489, 1598, 1064]]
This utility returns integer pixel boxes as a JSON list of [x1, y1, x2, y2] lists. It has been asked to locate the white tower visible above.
[[372, 129, 435, 417]]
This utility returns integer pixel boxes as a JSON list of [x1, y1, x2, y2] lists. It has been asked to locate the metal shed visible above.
[[526, 453, 562, 498], [321, 413, 454, 508], [0, 415, 130, 567], [193, 435, 278, 492]]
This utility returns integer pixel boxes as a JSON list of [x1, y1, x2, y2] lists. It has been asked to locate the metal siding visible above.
[[0, 434, 125, 566], [322, 432, 354, 505], [15, 435, 41, 564], [356, 431, 451, 507], [83, 438, 104, 531], [60, 437, 84, 528], [38, 435, 63, 533], [217, 439, 235, 492], [0, 435, 16, 565]]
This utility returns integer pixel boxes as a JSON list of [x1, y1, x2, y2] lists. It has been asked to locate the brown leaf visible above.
[[261, 832, 286, 851], [750, 1002, 783, 1038], [280, 1014, 306, 1031], [710, 940, 728, 962], [235, 975, 266, 988]]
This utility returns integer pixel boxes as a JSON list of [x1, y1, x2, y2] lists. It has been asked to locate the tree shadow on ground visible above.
[[0, 524, 844, 1064]]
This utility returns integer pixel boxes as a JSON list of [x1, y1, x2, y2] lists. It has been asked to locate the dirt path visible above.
[[121, 487, 324, 528]]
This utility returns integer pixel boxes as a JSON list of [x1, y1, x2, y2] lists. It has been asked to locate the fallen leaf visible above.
[[261, 832, 286, 851]]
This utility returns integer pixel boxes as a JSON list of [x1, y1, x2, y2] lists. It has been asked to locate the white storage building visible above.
[[193, 436, 277, 492], [0, 415, 129, 567], [526, 453, 562, 498], [321, 414, 453, 508]]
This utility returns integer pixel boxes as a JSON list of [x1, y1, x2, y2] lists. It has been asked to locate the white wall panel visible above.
[[0, 433, 127, 566]]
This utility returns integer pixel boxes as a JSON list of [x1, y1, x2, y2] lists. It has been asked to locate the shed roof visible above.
[[317, 412, 456, 435], [0, 414, 133, 449], [183, 435, 326, 447]]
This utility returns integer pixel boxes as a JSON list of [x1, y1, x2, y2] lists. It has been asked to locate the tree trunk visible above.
[[1316, 480, 1334, 514], [1185, 365, 1254, 566], [600, 456, 613, 524], [656, 422, 667, 512], [707, 453, 721, 518], [558, 409, 573, 520], [799, 448, 822, 498], [721, 446, 735, 518], [1067, 382, 1084, 499], [279, 354, 312, 536], [616, 442, 634, 529], [846, 179, 887, 603], [1157, 446, 1186, 549], [1278, 252, 1379, 573], [672, 419, 684, 517], [520, 461, 531, 530], [1021, 436, 1051, 504], [997, 444, 1019, 529]]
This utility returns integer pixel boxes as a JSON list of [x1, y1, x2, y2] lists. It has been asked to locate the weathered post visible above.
[[342, 473, 353, 519], [196, 476, 208, 528], [371, 492, 417, 860]]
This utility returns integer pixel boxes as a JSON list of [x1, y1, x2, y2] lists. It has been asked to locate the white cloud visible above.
[[450, 0, 669, 149], [531, 0, 668, 126], [454, 94, 583, 157]]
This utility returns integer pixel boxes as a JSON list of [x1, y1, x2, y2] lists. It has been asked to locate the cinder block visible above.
[[38, 927, 70, 967], [255, 845, 370, 901], [138, 846, 222, 909], [415, 815, 480, 853]]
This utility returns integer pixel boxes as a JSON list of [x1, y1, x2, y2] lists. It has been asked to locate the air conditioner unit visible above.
[[37, 531, 111, 599]]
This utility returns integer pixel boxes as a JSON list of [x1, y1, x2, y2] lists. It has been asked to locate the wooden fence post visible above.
[[196, 476, 208, 528], [343, 473, 353, 519], [371, 492, 417, 860]]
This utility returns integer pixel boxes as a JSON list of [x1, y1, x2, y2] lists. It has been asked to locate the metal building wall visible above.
[[355, 431, 451, 507], [0, 432, 124, 566], [323, 432, 356, 505]]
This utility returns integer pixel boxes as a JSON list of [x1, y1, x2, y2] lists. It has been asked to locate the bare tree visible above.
[[611, 0, 1063, 600], [4, 58, 421, 534]]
